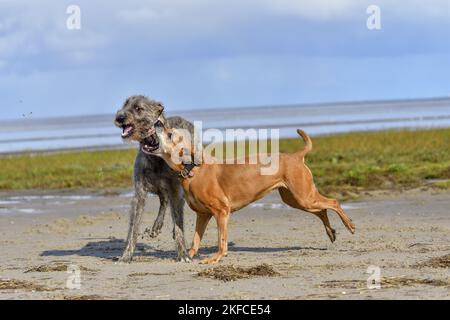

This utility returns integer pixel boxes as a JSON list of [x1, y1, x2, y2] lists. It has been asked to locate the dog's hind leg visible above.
[[279, 188, 336, 242], [315, 210, 336, 242], [318, 195, 355, 234], [146, 192, 168, 238], [280, 187, 355, 235], [188, 213, 212, 258], [168, 184, 191, 262]]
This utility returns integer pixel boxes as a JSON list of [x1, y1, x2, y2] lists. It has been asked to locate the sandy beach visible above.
[[0, 188, 449, 300]]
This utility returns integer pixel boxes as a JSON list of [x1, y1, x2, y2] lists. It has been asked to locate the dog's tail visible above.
[[296, 129, 312, 155]]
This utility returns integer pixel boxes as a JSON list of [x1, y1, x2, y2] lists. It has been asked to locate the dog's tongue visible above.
[[122, 126, 132, 137]]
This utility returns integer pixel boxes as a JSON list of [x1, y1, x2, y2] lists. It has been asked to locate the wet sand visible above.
[[0, 188, 449, 300]]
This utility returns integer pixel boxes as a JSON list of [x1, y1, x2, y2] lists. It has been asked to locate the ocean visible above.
[[1, 97, 450, 154]]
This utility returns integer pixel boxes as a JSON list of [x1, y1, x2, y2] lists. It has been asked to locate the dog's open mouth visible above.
[[121, 125, 134, 138], [141, 134, 159, 154]]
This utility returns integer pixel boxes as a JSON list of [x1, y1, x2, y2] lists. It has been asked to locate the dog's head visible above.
[[143, 121, 194, 168], [144, 121, 183, 154], [114, 95, 164, 142]]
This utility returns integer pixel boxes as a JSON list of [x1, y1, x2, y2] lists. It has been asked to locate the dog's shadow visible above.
[[40, 238, 170, 260], [40, 238, 327, 261], [197, 243, 327, 255]]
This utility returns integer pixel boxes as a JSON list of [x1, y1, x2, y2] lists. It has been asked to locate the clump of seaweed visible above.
[[25, 262, 96, 273], [197, 264, 280, 282], [319, 280, 362, 289], [319, 276, 449, 289], [382, 277, 449, 288], [414, 254, 450, 269], [128, 272, 150, 277], [0, 279, 56, 291], [127, 272, 174, 277], [63, 294, 103, 300]]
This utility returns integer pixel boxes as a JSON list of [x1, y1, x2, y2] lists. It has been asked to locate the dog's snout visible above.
[[115, 114, 126, 124]]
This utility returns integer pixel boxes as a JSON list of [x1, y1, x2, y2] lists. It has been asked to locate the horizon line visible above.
[[2, 95, 450, 124]]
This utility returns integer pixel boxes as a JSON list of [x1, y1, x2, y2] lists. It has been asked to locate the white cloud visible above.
[[262, 0, 361, 20], [116, 7, 164, 23], [44, 29, 108, 54], [256, 0, 450, 21], [385, 0, 450, 20], [111, 0, 450, 22], [0, 1, 109, 66], [0, 0, 448, 71], [0, 33, 22, 56], [212, 61, 233, 81]]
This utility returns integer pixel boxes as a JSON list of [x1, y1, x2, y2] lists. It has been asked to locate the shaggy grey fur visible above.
[[114, 95, 193, 262]]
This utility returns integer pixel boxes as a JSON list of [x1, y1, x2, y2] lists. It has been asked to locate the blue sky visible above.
[[0, 0, 449, 119]]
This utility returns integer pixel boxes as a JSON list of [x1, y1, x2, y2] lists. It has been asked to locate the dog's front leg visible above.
[[200, 211, 230, 264], [188, 213, 212, 259], [119, 190, 146, 263]]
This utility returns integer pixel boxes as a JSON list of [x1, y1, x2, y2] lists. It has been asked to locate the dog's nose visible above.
[[115, 114, 126, 124]]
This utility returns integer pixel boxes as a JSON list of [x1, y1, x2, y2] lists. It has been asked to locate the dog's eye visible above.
[[168, 132, 173, 140], [134, 106, 142, 112]]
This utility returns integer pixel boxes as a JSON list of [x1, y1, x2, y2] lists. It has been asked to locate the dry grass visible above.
[[280, 128, 450, 198], [0, 149, 136, 190], [1, 128, 449, 199]]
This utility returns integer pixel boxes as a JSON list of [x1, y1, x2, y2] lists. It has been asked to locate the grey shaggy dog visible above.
[[114, 95, 193, 262]]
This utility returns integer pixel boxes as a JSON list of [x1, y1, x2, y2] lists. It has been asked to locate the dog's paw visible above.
[[145, 227, 161, 239], [148, 229, 161, 238], [117, 254, 133, 263], [327, 228, 336, 243], [200, 257, 220, 265], [188, 248, 197, 259], [150, 230, 160, 238], [200, 253, 224, 265], [176, 253, 192, 263]]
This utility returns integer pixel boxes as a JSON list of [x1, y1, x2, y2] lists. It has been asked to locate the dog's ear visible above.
[[173, 130, 184, 144], [156, 101, 164, 114]]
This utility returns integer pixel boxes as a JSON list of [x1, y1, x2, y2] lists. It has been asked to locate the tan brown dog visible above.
[[146, 125, 355, 264]]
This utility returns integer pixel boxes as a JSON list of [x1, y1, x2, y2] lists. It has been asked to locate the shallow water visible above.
[[0, 189, 363, 217], [0, 191, 134, 216]]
